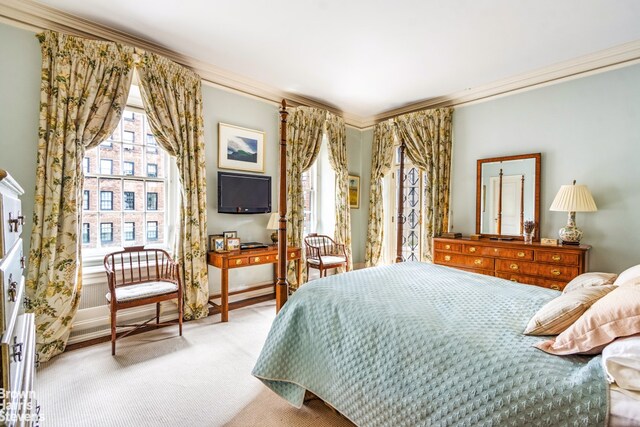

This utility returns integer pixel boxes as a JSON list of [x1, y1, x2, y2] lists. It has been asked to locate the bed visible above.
[[258, 101, 636, 426], [253, 262, 609, 426]]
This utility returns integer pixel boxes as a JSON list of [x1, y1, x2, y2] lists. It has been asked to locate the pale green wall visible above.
[[0, 24, 41, 255], [451, 64, 640, 273], [346, 127, 372, 266]]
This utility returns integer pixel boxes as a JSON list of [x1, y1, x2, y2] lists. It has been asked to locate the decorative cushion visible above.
[[535, 283, 640, 355], [614, 264, 640, 286], [106, 281, 178, 302], [602, 335, 640, 392], [307, 255, 346, 265], [524, 285, 616, 335], [562, 272, 617, 293]]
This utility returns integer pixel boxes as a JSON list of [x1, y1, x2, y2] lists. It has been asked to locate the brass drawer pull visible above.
[[510, 277, 518, 282], [254, 257, 261, 262], [551, 269, 561, 276], [474, 259, 482, 266], [235, 259, 243, 265], [275, 255, 278, 260], [290, 253, 296, 258], [552, 255, 561, 261], [445, 244, 451, 250], [444, 255, 451, 261], [517, 252, 525, 258], [550, 284, 560, 291], [8, 274, 17, 302], [468, 247, 477, 253], [510, 263, 519, 271]]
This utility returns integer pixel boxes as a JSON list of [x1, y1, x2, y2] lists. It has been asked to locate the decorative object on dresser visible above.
[[549, 180, 598, 245], [476, 153, 541, 241], [523, 220, 536, 244], [226, 238, 241, 251], [266, 212, 279, 243], [433, 237, 590, 291], [0, 170, 39, 423]]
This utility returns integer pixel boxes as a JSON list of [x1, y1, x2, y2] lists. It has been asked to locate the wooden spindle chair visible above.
[[104, 246, 183, 355], [304, 233, 349, 278]]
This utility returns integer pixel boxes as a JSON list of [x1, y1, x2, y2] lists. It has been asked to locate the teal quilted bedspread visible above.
[[252, 262, 608, 426]]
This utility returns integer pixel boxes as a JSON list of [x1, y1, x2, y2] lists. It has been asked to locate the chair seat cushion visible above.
[[308, 255, 346, 265], [106, 281, 179, 302]]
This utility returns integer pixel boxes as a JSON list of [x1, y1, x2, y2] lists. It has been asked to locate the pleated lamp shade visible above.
[[267, 212, 280, 230], [549, 184, 598, 212]]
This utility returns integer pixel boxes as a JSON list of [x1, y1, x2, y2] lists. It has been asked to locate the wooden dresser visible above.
[[433, 237, 590, 291], [0, 170, 38, 425]]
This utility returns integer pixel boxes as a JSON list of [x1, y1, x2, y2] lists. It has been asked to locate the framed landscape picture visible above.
[[218, 123, 265, 173], [348, 175, 360, 209]]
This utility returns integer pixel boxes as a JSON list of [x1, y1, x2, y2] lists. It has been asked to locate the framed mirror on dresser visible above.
[[434, 152, 590, 291], [475, 153, 541, 241]]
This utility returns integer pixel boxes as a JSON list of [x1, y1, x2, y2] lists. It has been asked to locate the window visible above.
[[123, 110, 135, 121], [123, 161, 134, 176], [83, 157, 90, 174], [100, 191, 113, 210], [83, 190, 90, 210], [147, 192, 158, 210], [147, 221, 158, 241], [100, 159, 113, 175], [124, 191, 135, 210], [147, 163, 158, 177], [146, 134, 157, 153], [124, 222, 135, 241], [82, 223, 90, 244], [101, 141, 113, 149], [82, 107, 170, 253], [123, 130, 135, 151], [100, 223, 113, 243]]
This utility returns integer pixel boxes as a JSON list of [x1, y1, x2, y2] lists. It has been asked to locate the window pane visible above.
[[99, 178, 119, 211], [123, 111, 135, 121], [146, 134, 157, 153], [124, 222, 135, 241], [147, 192, 158, 210], [147, 163, 158, 178], [146, 220, 159, 241], [123, 191, 135, 210], [123, 161, 134, 176], [82, 213, 97, 248], [123, 180, 144, 211], [83, 157, 90, 174], [100, 159, 113, 175], [123, 130, 135, 151], [123, 212, 144, 246], [100, 222, 113, 243], [83, 190, 90, 210]]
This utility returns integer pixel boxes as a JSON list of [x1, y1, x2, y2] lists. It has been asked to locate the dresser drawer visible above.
[[535, 250, 580, 266], [434, 241, 461, 252], [496, 259, 578, 281], [1, 193, 22, 257], [249, 254, 276, 265], [1, 313, 34, 422], [287, 249, 301, 260], [0, 242, 25, 335], [495, 272, 566, 291], [434, 252, 495, 270]]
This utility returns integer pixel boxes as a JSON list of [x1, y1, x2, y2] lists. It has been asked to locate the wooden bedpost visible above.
[[497, 168, 503, 235], [276, 100, 289, 312], [395, 142, 405, 263]]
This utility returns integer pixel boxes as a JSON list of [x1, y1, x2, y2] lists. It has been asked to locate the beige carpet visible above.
[[37, 301, 354, 427]]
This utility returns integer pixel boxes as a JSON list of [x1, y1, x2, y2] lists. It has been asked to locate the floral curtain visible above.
[[325, 112, 352, 272], [136, 51, 209, 320], [364, 120, 396, 267], [27, 31, 134, 361], [286, 106, 327, 288], [395, 108, 453, 262]]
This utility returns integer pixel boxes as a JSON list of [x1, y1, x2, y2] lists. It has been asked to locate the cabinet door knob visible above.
[[510, 263, 519, 271], [552, 255, 561, 261]]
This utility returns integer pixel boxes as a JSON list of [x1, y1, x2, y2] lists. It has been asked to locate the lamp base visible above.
[[558, 211, 583, 245], [270, 231, 278, 244]]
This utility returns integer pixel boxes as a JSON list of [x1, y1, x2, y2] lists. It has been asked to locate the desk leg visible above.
[[221, 267, 229, 322], [297, 258, 302, 286]]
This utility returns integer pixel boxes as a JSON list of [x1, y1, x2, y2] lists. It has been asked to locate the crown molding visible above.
[[1, 0, 639, 130]]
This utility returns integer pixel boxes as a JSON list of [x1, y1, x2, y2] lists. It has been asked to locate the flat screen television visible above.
[[217, 171, 271, 214]]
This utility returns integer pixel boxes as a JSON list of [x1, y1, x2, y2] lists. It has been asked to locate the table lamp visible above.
[[267, 212, 279, 243], [549, 180, 597, 245]]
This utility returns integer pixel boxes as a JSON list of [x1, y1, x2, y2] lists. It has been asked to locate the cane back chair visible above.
[[304, 233, 349, 278]]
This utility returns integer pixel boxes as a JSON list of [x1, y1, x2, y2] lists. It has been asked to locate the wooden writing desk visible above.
[[207, 245, 301, 321]]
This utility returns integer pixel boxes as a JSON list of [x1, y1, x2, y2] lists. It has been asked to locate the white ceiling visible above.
[[33, 0, 640, 119]]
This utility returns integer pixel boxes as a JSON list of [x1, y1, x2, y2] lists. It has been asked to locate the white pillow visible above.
[[602, 335, 640, 392], [614, 264, 640, 287]]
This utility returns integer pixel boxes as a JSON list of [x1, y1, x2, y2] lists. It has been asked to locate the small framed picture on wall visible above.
[[348, 175, 360, 209], [218, 123, 265, 173]]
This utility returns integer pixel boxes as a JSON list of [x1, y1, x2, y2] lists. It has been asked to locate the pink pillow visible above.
[[614, 264, 640, 286], [535, 283, 640, 355]]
